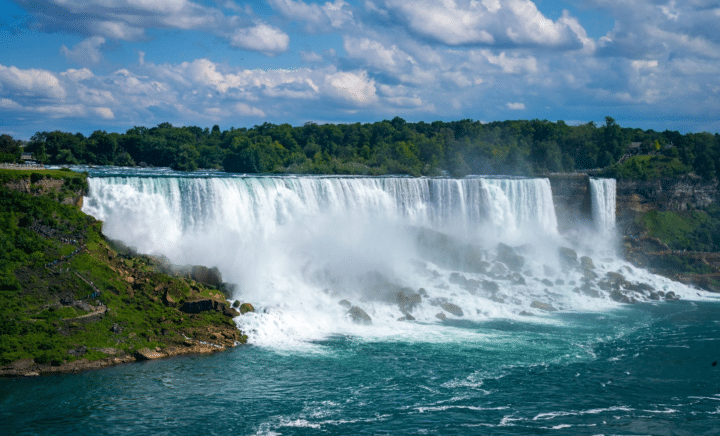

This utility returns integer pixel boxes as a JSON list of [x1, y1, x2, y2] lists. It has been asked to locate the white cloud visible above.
[[324, 70, 377, 105], [506, 102, 525, 110], [61, 36, 106, 64], [93, 107, 115, 119], [0, 65, 66, 100], [235, 102, 266, 116], [230, 24, 290, 55]]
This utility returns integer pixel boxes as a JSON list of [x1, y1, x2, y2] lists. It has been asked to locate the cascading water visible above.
[[590, 178, 616, 234], [82, 171, 702, 349]]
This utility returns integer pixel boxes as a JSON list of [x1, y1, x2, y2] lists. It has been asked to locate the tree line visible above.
[[4, 117, 720, 179]]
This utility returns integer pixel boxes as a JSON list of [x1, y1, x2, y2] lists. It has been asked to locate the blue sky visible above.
[[1, 0, 719, 139]]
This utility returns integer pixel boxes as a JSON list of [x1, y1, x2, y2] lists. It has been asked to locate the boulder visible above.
[[162, 290, 176, 307], [239, 303, 255, 314], [338, 299, 352, 309], [67, 346, 87, 357], [580, 256, 595, 270], [541, 279, 554, 287], [435, 312, 447, 320], [511, 273, 526, 285], [610, 290, 634, 304], [482, 280, 499, 293], [449, 272, 468, 286], [497, 243, 525, 271], [519, 311, 534, 316], [440, 302, 464, 317], [490, 263, 508, 276], [559, 247, 579, 268], [395, 288, 422, 312], [134, 348, 164, 361], [180, 299, 240, 317], [530, 301, 557, 312], [543, 265, 557, 277], [398, 314, 415, 321], [348, 306, 372, 325]]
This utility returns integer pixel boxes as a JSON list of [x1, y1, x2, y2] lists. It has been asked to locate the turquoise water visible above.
[[2, 301, 719, 435]]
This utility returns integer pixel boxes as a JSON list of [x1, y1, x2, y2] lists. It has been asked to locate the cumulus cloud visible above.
[[61, 36, 106, 64], [0, 65, 66, 100], [324, 70, 378, 105], [506, 102, 525, 110], [230, 24, 290, 55]]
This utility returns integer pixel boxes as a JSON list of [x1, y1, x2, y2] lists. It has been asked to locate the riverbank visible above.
[[0, 169, 251, 377]]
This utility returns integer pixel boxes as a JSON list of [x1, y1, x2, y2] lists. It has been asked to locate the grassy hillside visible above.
[[0, 169, 246, 372]]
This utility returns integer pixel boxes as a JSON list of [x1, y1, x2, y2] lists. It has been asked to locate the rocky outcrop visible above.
[[348, 306, 372, 325], [547, 174, 593, 232], [616, 175, 719, 216], [180, 299, 239, 317]]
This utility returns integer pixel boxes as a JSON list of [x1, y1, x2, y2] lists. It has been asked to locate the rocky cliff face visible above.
[[546, 174, 593, 232], [616, 175, 719, 216]]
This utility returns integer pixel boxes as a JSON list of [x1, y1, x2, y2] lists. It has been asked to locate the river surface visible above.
[[2, 301, 719, 435], [2, 168, 719, 435]]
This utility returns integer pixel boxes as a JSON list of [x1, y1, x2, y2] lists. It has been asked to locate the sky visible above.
[[1, 0, 719, 139]]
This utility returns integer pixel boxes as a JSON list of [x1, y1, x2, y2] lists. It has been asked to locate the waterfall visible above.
[[590, 178, 616, 234], [81, 172, 696, 347]]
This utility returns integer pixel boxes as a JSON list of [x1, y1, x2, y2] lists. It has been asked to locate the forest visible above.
[[3, 117, 719, 179]]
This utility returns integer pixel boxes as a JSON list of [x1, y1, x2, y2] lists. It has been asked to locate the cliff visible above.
[[0, 169, 253, 377]]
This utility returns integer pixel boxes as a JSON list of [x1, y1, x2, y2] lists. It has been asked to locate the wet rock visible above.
[[511, 273, 526, 285], [490, 263, 508, 277], [610, 290, 634, 304], [395, 288, 422, 312], [489, 295, 505, 304], [519, 311, 534, 316], [435, 312, 447, 321], [239, 303, 255, 314], [449, 272, 468, 286], [482, 280, 500, 293], [559, 247, 579, 268], [665, 291, 679, 301], [543, 265, 557, 277], [232, 300, 240, 308], [398, 314, 415, 322], [541, 279, 554, 287], [348, 306, 372, 325], [580, 256, 595, 270], [418, 288, 428, 297], [338, 299, 352, 309], [530, 301, 557, 312], [649, 292, 661, 300], [497, 243, 525, 271], [440, 302, 464, 317], [465, 279, 481, 291], [625, 282, 655, 293], [555, 279, 565, 286]]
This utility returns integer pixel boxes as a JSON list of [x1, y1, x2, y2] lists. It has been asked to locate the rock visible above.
[[9, 358, 35, 370], [435, 312, 447, 320], [649, 292, 661, 300], [555, 279, 565, 286], [580, 256, 595, 270], [440, 302, 464, 317], [68, 346, 87, 357], [497, 243, 525, 271], [239, 303, 255, 314], [74, 300, 94, 312], [559, 247, 579, 268], [511, 273, 526, 285], [541, 279, 554, 287], [180, 299, 240, 317], [482, 280, 500, 293], [449, 272, 468, 286], [348, 306, 372, 325], [162, 290, 176, 307], [543, 265, 557, 277], [398, 314, 415, 321], [395, 288, 422, 312], [232, 300, 240, 308], [490, 263, 508, 276], [338, 299, 352, 309], [665, 291, 679, 300], [610, 290, 634, 304], [519, 311, 534, 316], [134, 348, 165, 361], [110, 323, 123, 334], [418, 288, 428, 297], [530, 301, 557, 312]]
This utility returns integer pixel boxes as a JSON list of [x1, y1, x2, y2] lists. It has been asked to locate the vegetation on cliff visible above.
[[11, 117, 720, 179], [0, 169, 245, 373]]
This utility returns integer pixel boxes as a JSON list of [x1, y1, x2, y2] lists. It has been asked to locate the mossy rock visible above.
[[239, 303, 255, 314]]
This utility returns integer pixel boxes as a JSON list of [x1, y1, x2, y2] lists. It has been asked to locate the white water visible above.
[[82, 174, 705, 350], [590, 178, 616, 234]]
